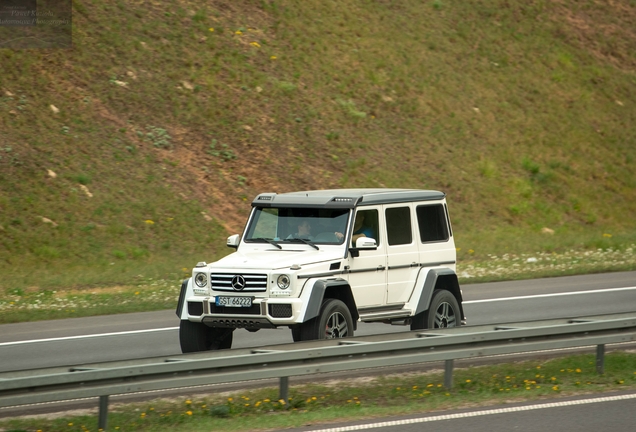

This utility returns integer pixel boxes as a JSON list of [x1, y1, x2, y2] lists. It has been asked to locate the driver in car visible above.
[[287, 219, 313, 240]]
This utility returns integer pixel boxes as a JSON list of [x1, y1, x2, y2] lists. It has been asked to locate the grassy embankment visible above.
[[1, 1, 635, 323], [1, 352, 636, 431]]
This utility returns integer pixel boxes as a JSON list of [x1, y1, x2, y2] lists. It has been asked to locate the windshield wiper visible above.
[[252, 237, 282, 249], [287, 238, 319, 250]]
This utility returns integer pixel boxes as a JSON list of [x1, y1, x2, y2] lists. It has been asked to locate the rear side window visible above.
[[385, 207, 412, 246], [416, 204, 449, 243]]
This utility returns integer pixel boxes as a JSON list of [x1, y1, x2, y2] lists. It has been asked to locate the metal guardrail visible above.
[[1, 313, 636, 430]]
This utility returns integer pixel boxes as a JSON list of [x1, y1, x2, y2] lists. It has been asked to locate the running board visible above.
[[359, 310, 412, 322]]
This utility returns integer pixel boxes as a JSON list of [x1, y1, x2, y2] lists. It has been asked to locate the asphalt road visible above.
[[285, 392, 636, 432], [1, 271, 635, 373]]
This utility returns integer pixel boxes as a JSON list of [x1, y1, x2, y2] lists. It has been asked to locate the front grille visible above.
[[209, 303, 261, 315], [188, 301, 203, 316], [211, 273, 268, 292], [269, 304, 292, 318]]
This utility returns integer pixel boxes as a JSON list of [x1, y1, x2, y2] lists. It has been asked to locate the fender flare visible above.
[[303, 279, 359, 327], [414, 268, 464, 318], [176, 278, 191, 319]]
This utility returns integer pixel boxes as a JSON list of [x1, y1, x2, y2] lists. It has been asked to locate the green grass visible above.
[[2, 352, 636, 431], [0, 1, 635, 309]]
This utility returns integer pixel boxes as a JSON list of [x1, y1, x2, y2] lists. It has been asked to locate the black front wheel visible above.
[[411, 289, 460, 330], [296, 298, 354, 341], [179, 320, 234, 353]]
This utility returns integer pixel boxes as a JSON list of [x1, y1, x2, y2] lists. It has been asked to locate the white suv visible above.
[[176, 188, 466, 352]]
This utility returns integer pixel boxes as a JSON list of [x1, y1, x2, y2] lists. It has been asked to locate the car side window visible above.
[[385, 206, 412, 246], [416, 204, 449, 243], [352, 209, 380, 246]]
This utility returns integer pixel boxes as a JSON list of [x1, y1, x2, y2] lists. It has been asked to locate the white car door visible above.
[[346, 207, 387, 307], [384, 204, 420, 304]]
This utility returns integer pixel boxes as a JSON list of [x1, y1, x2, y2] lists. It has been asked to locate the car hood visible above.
[[210, 247, 343, 271]]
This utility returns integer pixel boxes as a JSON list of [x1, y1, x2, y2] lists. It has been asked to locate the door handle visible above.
[[377, 265, 386, 271]]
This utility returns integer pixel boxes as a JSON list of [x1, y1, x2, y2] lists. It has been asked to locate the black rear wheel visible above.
[[179, 320, 234, 353], [411, 289, 460, 330]]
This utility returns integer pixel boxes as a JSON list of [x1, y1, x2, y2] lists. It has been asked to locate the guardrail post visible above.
[[444, 359, 454, 389], [596, 344, 605, 374], [279, 377, 289, 403], [98, 395, 109, 430]]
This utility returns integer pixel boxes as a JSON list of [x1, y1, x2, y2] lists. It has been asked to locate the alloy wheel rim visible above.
[[434, 301, 457, 328], [325, 312, 348, 338]]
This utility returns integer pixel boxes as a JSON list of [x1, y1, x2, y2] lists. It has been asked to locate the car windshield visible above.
[[244, 207, 350, 245]]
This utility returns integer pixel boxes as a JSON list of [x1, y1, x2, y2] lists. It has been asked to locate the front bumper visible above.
[[185, 297, 303, 329]]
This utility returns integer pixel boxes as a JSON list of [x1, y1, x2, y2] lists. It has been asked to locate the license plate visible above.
[[215, 296, 253, 308]]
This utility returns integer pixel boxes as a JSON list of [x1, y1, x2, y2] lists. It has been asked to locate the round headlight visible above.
[[277, 274, 291, 290], [194, 272, 207, 288]]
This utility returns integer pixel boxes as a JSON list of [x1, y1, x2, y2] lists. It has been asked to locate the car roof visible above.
[[252, 189, 446, 208]]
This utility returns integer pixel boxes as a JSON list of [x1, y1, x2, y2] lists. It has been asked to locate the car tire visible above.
[[290, 325, 302, 342], [179, 320, 234, 353], [298, 298, 354, 341], [410, 289, 460, 330]]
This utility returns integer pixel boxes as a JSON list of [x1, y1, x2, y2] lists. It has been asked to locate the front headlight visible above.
[[194, 272, 207, 288], [277, 274, 291, 290]]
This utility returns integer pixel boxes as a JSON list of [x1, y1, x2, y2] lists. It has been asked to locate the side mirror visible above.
[[349, 237, 377, 257], [356, 237, 377, 249], [227, 234, 240, 249]]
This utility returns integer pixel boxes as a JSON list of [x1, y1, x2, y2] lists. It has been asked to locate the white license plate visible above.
[[215, 296, 253, 308]]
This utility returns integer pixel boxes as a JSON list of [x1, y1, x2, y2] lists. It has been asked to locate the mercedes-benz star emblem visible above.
[[231, 275, 246, 291]]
